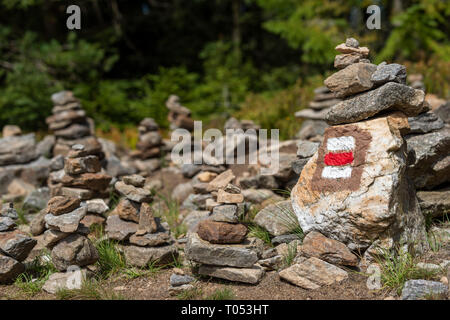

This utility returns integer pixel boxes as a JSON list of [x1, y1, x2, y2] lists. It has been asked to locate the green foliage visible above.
[[55, 280, 125, 300], [95, 239, 127, 278], [248, 225, 272, 245]]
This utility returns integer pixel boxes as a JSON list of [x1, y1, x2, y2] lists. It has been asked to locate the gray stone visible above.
[[43, 229, 70, 247], [257, 175, 279, 190], [258, 255, 283, 270], [84, 199, 109, 214], [417, 189, 450, 218], [170, 274, 195, 287], [242, 189, 276, 203], [295, 120, 328, 140], [1, 203, 18, 219], [295, 108, 330, 120], [114, 181, 152, 203], [371, 63, 407, 85], [401, 280, 448, 300], [172, 182, 194, 203], [0, 217, 15, 232], [185, 232, 261, 268], [182, 210, 210, 232], [61, 187, 93, 200], [45, 207, 87, 233], [271, 234, 301, 246], [168, 284, 194, 295], [50, 155, 65, 171], [434, 102, 450, 123], [345, 38, 359, 48], [181, 164, 201, 178], [29, 210, 47, 236], [198, 265, 264, 284], [51, 90, 78, 105], [326, 82, 427, 125], [408, 112, 444, 134], [0, 254, 24, 284], [406, 126, 450, 189], [105, 215, 138, 241], [211, 204, 239, 223], [292, 158, 309, 175], [0, 133, 38, 166], [121, 244, 178, 267], [309, 99, 341, 110], [36, 135, 55, 158], [0, 232, 37, 261], [51, 234, 98, 271], [254, 200, 295, 236], [23, 187, 50, 213], [297, 140, 319, 158]]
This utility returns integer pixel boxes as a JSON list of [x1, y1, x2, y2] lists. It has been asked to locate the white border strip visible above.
[[322, 165, 352, 179], [327, 136, 355, 152]]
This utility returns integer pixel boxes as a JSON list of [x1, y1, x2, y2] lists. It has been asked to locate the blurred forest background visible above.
[[0, 0, 449, 143]]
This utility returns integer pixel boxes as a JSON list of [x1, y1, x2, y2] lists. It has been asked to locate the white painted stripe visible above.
[[327, 136, 355, 152], [322, 165, 352, 179]]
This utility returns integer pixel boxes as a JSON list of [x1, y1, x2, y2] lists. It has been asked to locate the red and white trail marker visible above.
[[321, 136, 355, 179]]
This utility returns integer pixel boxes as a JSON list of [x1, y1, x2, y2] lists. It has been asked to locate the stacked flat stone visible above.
[[53, 144, 112, 204], [131, 118, 162, 174], [47, 90, 103, 158], [166, 95, 194, 131], [105, 174, 178, 267], [291, 38, 429, 269], [0, 203, 37, 284], [0, 127, 52, 200], [295, 86, 341, 142], [186, 169, 265, 284]]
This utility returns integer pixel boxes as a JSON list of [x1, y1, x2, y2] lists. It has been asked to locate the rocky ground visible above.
[[0, 38, 449, 301]]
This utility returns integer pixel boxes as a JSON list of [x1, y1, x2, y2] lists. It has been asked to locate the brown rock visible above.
[[335, 43, 369, 56], [0, 254, 24, 284], [129, 232, 172, 247], [216, 189, 244, 204], [334, 53, 366, 69], [46, 196, 81, 216], [2, 125, 22, 138], [61, 173, 112, 191], [207, 169, 235, 192], [300, 231, 358, 266], [136, 203, 158, 235], [51, 234, 98, 271], [115, 198, 140, 223], [197, 171, 217, 182], [80, 214, 106, 228], [105, 215, 138, 241], [64, 156, 101, 175], [197, 220, 247, 244]]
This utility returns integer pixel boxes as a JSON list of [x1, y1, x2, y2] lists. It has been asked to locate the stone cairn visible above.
[[38, 195, 99, 293], [131, 118, 162, 174], [166, 95, 194, 132], [105, 174, 178, 268], [295, 86, 341, 142], [185, 169, 265, 285], [46, 90, 103, 158], [0, 203, 37, 284], [0, 125, 52, 201], [285, 38, 430, 289], [43, 144, 111, 233]]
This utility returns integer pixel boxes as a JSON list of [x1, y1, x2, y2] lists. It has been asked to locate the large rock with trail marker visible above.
[[291, 38, 429, 254]]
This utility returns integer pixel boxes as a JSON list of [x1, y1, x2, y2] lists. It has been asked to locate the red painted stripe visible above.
[[324, 152, 354, 166]]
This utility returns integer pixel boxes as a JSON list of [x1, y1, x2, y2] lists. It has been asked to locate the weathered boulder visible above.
[[406, 126, 450, 190], [42, 269, 89, 294], [291, 116, 428, 252], [326, 82, 426, 125], [0, 134, 38, 166]]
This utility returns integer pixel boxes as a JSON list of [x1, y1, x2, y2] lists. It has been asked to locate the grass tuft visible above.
[[205, 287, 236, 300], [248, 225, 272, 246], [55, 280, 125, 300]]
